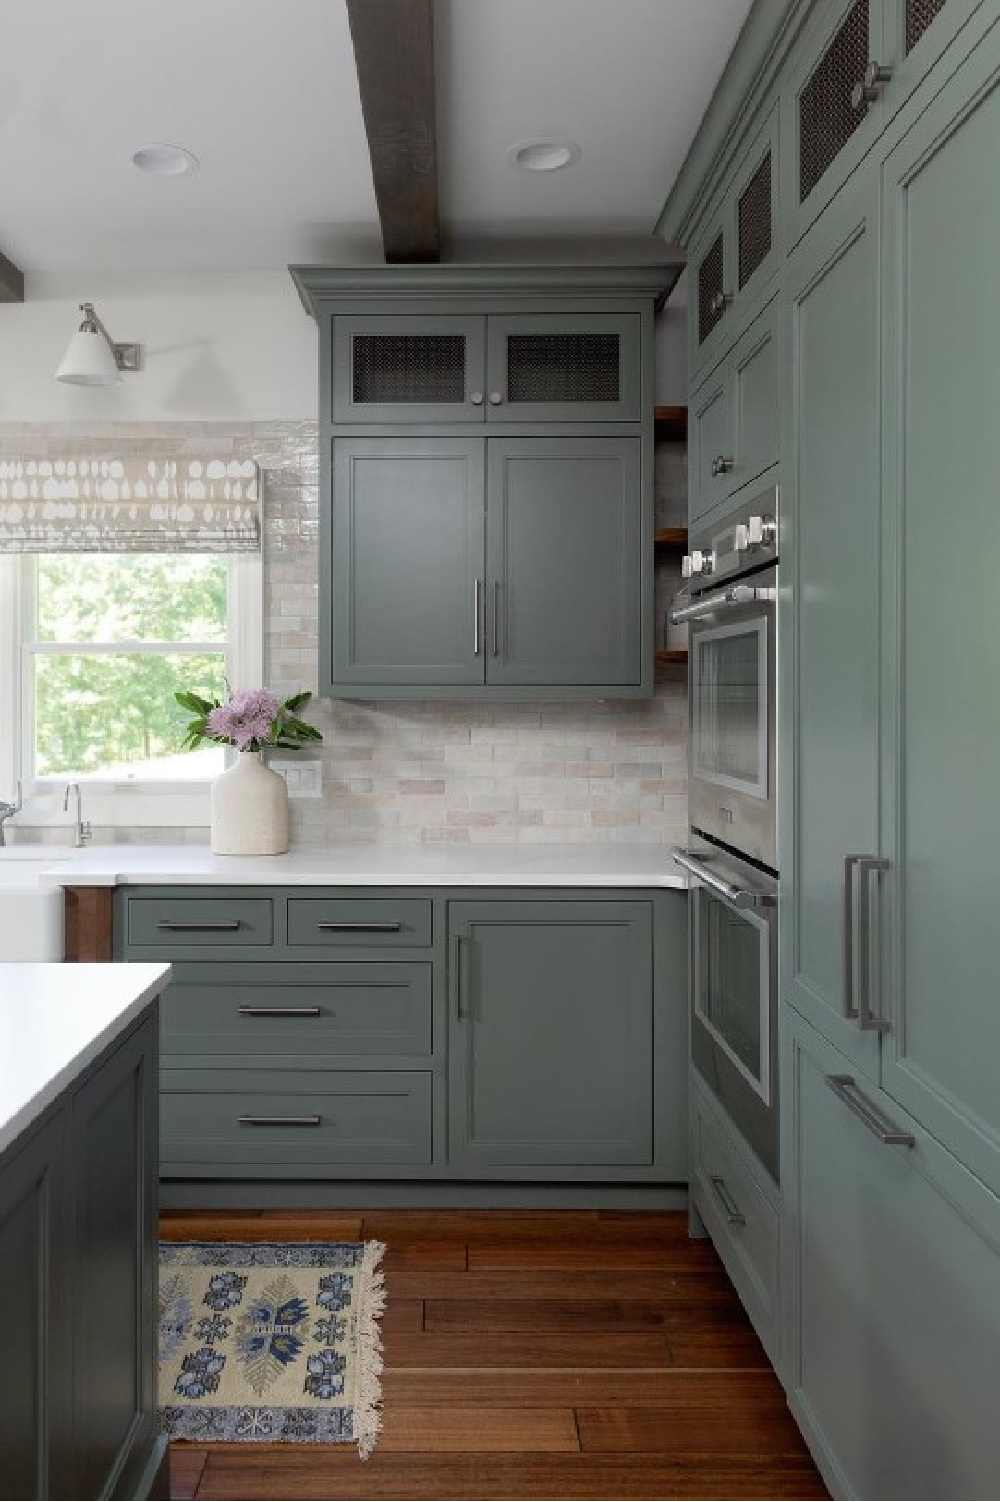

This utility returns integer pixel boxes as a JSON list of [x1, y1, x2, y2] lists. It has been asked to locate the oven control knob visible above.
[[690, 549, 714, 576], [747, 514, 777, 547], [681, 554, 694, 579], [734, 524, 750, 553]]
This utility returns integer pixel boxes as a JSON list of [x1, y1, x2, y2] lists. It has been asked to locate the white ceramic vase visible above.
[[211, 751, 289, 856]]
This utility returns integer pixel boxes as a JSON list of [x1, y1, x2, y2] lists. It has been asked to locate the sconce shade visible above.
[[56, 325, 123, 387]]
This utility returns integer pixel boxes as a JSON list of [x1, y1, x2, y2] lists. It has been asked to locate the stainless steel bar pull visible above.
[[237, 1115, 322, 1127], [492, 580, 500, 657], [451, 932, 464, 1018], [237, 1006, 322, 1018], [157, 919, 240, 932], [826, 1075, 914, 1147], [474, 578, 483, 655], [857, 857, 891, 1032], [315, 921, 402, 933], [842, 855, 863, 1019], [669, 585, 763, 624], [672, 850, 774, 910], [709, 1175, 746, 1226]]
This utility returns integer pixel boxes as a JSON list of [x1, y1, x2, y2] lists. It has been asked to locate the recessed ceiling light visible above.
[[508, 140, 582, 173], [131, 143, 200, 177]]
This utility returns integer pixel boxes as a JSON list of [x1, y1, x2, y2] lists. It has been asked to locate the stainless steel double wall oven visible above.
[[673, 487, 780, 1180]]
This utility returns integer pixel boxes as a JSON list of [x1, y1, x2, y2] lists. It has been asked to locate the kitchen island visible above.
[[0, 963, 170, 1502]]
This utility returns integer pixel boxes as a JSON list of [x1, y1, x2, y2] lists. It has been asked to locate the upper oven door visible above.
[[686, 573, 776, 869]]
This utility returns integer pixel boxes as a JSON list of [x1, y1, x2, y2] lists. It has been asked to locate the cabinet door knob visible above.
[[711, 456, 734, 477], [470, 390, 484, 406], [488, 391, 503, 405], [852, 60, 892, 111], [709, 291, 732, 317]]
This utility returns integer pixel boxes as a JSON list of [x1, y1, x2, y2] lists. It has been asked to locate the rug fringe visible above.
[[354, 1238, 387, 1461]]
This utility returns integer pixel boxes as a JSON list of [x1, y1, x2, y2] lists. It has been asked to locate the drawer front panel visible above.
[[126, 897, 273, 949], [691, 1085, 780, 1367], [161, 963, 433, 1058], [161, 1070, 432, 1167], [287, 898, 432, 949]]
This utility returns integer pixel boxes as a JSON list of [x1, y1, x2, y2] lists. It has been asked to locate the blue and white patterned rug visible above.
[[158, 1240, 386, 1457]]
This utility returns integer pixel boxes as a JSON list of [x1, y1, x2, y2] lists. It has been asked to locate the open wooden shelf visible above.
[[655, 648, 688, 666], [654, 526, 688, 551], [653, 405, 688, 442]]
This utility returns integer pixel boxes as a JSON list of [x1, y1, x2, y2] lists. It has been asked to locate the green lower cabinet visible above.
[[784, 1006, 1000, 1500], [447, 900, 654, 1170], [0, 1011, 162, 1502]]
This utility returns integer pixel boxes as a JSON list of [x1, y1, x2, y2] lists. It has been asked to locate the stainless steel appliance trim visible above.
[[673, 849, 775, 909], [825, 1075, 915, 1147], [669, 584, 767, 624], [857, 856, 892, 1032], [709, 1175, 746, 1226], [691, 614, 770, 803], [690, 859, 774, 1106]]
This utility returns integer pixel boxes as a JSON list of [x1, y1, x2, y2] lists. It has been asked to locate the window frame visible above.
[[0, 551, 263, 829]]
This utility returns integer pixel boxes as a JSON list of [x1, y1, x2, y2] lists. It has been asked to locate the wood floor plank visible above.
[[254, 1211, 366, 1240], [663, 1305, 771, 1369], [386, 1266, 737, 1303], [167, 1444, 207, 1500], [381, 1238, 468, 1271], [378, 1405, 580, 1453], [425, 1297, 670, 1332], [195, 1451, 827, 1500], [159, 1216, 270, 1242], [468, 1236, 721, 1271], [577, 1400, 808, 1455], [360, 1209, 693, 1242], [378, 1329, 673, 1368], [380, 1366, 787, 1410], [380, 1298, 424, 1335]]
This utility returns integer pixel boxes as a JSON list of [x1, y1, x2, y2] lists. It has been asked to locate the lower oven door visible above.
[[678, 845, 779, 1183], [685, 568, 776, 870]]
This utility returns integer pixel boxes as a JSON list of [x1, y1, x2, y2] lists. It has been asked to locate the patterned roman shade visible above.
[[0, 457, 260, 552]]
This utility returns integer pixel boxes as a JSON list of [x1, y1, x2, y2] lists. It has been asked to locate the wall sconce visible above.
[[55, 302, 142, 387]]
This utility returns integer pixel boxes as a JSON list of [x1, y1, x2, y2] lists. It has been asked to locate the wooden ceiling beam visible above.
[[345, 0, 440, 264], [0, 248, 24, 303]]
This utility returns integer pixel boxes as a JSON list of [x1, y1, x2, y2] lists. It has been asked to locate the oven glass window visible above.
[[696, 890, 769, 1099], [693, 620, 767, 795]]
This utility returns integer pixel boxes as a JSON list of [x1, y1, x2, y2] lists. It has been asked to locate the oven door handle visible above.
[[669, 585, 765, 624], [672, 850, 775, 909]]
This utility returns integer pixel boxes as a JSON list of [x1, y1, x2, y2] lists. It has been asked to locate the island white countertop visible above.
[[41, 843, 688, 890], [0, 962, 170, 1158]]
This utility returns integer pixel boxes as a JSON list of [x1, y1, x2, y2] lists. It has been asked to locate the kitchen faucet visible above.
[[63, 783, 92, 848], [0, 780, 21, 847]]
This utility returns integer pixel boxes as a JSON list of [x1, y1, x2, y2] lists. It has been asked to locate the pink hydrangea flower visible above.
[[207, 688, 281, 751]]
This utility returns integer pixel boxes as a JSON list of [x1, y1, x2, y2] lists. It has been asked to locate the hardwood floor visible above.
[[160, 1208, 826, 1501]]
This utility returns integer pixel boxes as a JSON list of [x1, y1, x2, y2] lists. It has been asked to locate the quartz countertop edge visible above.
[[40, 844, 689, 889], [0, 962, 170, 1159]]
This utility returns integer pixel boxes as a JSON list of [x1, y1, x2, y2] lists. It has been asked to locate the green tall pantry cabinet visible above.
[[660, 0, 1000, 1493], [289, 266, 680, 700]]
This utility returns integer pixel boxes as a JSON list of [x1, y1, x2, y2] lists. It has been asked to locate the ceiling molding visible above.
[[345, 0, 440, 264], [0, 249, 24, 303]]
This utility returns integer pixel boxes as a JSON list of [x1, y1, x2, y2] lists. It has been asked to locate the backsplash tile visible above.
[[2, 421, 688, 847]]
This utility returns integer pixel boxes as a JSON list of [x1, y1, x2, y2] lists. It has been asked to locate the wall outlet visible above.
[[271, 759, 323, 798]]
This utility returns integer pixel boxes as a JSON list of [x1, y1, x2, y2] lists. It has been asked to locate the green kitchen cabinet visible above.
[[780, 177, 882, 1083], [447, 900, 654, 1170], [783, 1006, 1000, 1499], [875, 32, 1000, 1201], [327, 436, 485, 690], [0, 1010, 163, 1502], [484, 312, 643, 424], [325, 434, 648, 697], [332, 314, 487, 426]]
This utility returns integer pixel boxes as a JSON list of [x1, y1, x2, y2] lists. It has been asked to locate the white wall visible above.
[[654, 270, 688, 405], [0, 273, 319, 422]]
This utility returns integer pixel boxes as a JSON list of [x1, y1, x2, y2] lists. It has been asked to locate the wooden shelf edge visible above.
[[655, 648, 688, 666], [653, 405, 688, 442], [654, 527, 688, 550]]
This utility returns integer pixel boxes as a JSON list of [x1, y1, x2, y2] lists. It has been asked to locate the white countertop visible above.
[[0, 963, 170, 1158], [42, 843, 688, 890]]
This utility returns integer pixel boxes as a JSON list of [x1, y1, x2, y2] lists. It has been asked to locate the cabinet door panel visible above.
[[332, 315, 486, 424], [486, 313, 641, 422], [0, 1115, 68, 1502], [785, 1011, 1000, 1500], [329, 437, 484, 688], [782, 183, 881, 1080], [732, 298, 779, 494], [689, 370, 733, 523], [879, 37, 1000, 1195], [486, 437, 643, 687], [70, 1020, 158, 1502], [448, 901, 653, 1168]]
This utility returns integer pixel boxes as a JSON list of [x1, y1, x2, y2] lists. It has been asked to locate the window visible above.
[[0, 550, 262, 826]]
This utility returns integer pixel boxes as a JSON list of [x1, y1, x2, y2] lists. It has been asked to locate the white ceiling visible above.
[[0, 0, 753, 275]]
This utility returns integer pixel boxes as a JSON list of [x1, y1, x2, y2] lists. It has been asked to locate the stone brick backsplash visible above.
[[3, 421, 688, 847]]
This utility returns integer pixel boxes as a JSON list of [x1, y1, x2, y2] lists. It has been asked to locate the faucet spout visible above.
[[63, 783, 92, 849], [0, 779, 22, 848]]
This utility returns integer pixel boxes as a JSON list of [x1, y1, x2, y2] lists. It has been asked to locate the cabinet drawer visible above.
[[690, 1082, 780, 1369], [126, 897, 273, 949], [161, 962, 433, 1059], [287, 898, 432, 948], [161, 1069, 433, 1170]]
